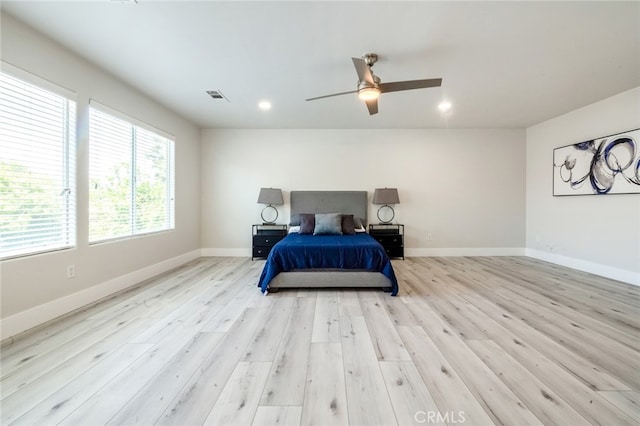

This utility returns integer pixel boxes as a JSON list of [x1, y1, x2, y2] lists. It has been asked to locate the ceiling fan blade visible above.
[[306, 90, 357, 101], [365, 98, 378, 115], [352, 57, 374, 85], [379, 78, 442, 93]]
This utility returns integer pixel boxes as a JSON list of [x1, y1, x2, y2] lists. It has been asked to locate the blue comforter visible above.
[[257, 233, 398, 295]]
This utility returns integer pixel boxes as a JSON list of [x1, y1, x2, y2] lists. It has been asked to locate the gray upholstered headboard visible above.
[[290, 191, 367, 225]]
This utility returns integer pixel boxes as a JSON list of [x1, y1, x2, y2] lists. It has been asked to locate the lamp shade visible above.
[[372, 188, 399, 205], [257, 188, 283, 205]]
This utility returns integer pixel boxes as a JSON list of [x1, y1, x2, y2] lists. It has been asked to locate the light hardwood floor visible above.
[[1, 256, 639, 425]]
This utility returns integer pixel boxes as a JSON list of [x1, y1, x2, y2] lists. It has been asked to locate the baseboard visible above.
[[0, 249, 201, 340], [526, 248, 640, 286], [406, 247, 526, 257], [201, 248, 250, 257]]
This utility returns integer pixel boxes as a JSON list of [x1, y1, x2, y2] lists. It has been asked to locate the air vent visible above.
[[206, 90, 229, 101]]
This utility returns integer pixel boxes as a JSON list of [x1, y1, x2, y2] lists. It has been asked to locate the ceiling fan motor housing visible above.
[[358, 81, 378, 91], [358, 53, 381, 94], [363, 53, 379, 66]]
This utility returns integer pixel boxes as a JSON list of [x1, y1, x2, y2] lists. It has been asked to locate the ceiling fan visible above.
[[305, 53, 442, 115]]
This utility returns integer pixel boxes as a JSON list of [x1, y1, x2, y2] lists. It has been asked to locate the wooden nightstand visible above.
[[369, 224, 404, 259], [252, 224, 287, 260]]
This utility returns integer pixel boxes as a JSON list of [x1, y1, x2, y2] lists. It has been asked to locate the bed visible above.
[[257, 191, 398, 295]]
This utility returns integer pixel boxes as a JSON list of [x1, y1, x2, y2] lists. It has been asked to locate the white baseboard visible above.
[[201, 248, 250, 257], [0, 249, 201, 340], [406, 247, 526, 257], [526, 248, 640, 286]]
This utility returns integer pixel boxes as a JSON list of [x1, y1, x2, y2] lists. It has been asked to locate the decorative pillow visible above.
[[299, 214, 315, 234], [288, 226, 300, 234], [314, 213, 343, 235], [354, 225, 366, 233], [289, 213, 302, 226], [341, 214, 356, 235], [293, 213, 365, 228]]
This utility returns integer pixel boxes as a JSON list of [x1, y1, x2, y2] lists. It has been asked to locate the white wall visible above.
[[0, 14, 202, 337], [201, 128, 526, 256], [526, 87, 640, 285]]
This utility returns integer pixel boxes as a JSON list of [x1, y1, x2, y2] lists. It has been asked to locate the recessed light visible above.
[[438, 101, 452, 112], [258, 100, 272, 111]]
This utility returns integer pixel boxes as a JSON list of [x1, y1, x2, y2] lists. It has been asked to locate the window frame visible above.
[[88, 100, 175, 244], [0, 62, 77, 260]]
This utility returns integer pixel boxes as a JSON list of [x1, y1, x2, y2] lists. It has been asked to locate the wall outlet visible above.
[[67, 264, 75, 278], [427, 232, 433, 241]]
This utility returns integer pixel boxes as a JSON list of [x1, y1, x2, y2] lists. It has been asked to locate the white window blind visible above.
[[0, 68, 76, 259], [89, 104, 174, 243]]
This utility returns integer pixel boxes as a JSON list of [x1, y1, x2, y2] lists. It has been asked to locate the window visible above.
[[89, 103, 175, 243], [0, 67, 76, 259]]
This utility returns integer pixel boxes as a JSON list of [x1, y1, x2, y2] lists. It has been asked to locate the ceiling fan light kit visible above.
[[306, 52, 443, 115], [358, 86, 380, 101]]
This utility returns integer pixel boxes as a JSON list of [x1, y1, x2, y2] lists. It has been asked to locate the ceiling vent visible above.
[[206, 90, 229, 102]]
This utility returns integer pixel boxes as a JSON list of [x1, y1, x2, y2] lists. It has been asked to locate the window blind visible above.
[[89, 104, 174, 243], [0, 69, 76, 259]]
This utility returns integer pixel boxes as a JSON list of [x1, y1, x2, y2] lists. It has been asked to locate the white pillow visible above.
[[354, 225, 366, 233], [288, 226, 300, 234]]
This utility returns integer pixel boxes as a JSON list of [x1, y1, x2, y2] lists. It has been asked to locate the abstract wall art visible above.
[[553, 128, 640, 196]]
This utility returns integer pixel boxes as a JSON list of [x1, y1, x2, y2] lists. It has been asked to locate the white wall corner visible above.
[[526, 248, 640, 287], [0, 249, 202, 340]]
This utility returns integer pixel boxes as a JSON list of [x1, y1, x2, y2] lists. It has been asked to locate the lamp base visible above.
[[260, 205, 279, 224], [376, 204, 395, 224]]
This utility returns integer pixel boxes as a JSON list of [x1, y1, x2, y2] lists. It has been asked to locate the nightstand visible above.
[[369, 224, 404, 259], [252, 224, 287, 260]]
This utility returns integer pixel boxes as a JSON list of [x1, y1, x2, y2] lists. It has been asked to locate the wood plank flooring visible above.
[[1, 256, 639, 425]]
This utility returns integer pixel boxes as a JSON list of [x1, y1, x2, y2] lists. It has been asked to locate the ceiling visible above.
[[2, 1, 639, 129]]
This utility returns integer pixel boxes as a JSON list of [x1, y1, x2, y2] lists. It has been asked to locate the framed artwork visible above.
[[553, 128, 640, 196]]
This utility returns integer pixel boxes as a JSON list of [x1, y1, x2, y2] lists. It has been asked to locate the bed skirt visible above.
[[268, 270, 393, 291]]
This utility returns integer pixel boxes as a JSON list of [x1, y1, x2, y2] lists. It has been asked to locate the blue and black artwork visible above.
[[553, 129, 640, 196]]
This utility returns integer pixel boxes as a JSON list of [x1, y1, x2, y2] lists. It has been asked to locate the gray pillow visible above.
[[314, 213, 343, 235], [293, 213, 365, 228], [341, 214, 356, 235], [289, 213, 302, 226]]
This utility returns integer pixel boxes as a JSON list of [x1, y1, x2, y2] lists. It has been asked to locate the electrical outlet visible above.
[[67, 264, 75, 278], [427, 232, 433, 241]]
